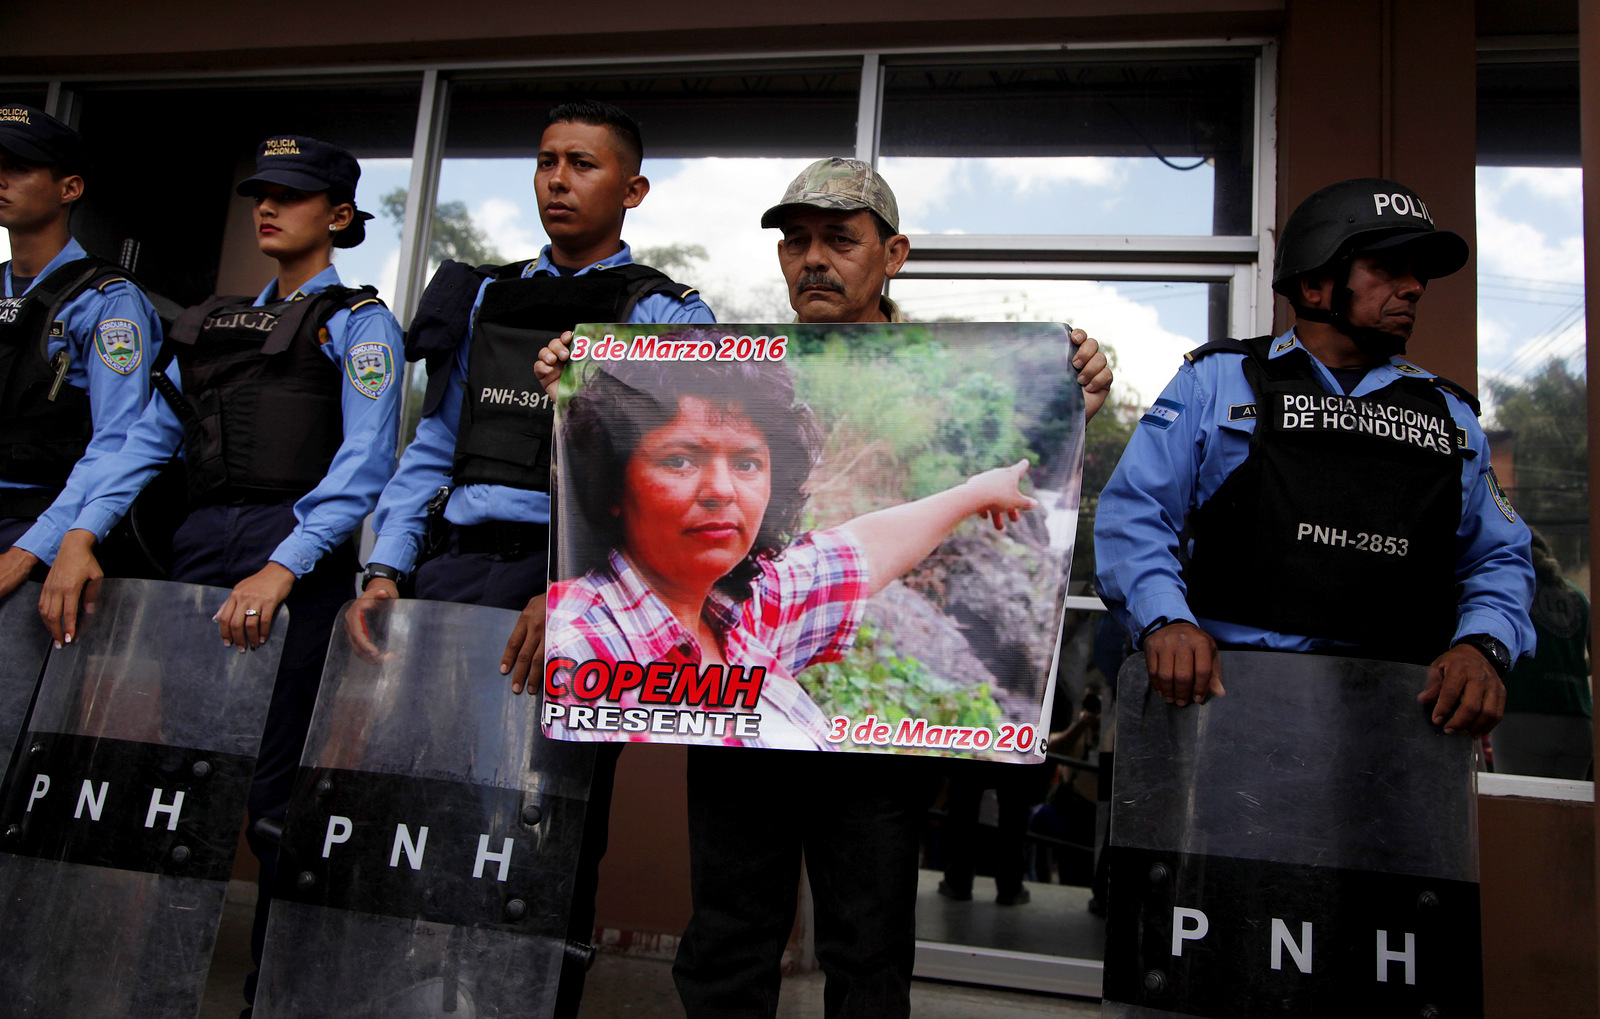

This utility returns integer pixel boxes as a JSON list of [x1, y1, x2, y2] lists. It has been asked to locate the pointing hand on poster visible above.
[[1070, 329, 1113, 420], [969, 459, 1039, 530], [534, 330, 575, 397], [842, 458, 1038, 598]]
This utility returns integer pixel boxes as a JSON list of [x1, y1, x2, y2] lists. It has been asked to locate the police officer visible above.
[[40, 135, 404, 1013], [0, 104, 163, 598], [1096, 177, 1535, 734], [350, 99, 714, 1017]]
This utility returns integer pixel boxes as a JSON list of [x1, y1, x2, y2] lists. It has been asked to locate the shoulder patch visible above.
[[1486, 467, 1517, 523], [1140, 397, 1184, 430], [94, 318, 143, 375], [1228, 403, 1258, 421], [345, 340, 396, 400]]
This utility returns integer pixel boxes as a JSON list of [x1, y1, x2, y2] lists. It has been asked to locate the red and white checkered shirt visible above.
[[545, 528, 869, 750]]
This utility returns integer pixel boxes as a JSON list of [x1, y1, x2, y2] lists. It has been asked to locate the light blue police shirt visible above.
[[1094, 327, 1536, 661], [367, 242, 716, 576], [3, 238, 164, 562], [68, 265, 403, 577]]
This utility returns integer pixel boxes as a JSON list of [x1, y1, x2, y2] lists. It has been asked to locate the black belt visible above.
[[192, 486, 309, 509], [454, 520, 549, 559], [0, 485, 61, 522]]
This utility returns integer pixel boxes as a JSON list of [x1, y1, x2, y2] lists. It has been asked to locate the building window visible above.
[[878, 53, 1257, 237], [1476, 46, 1590, 781]]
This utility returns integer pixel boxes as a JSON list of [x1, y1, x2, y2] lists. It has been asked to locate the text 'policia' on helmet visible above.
[[1271, 178, 1470, 297]]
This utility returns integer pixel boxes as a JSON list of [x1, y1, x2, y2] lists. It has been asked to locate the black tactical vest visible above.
[[450, 261, 695, 492], [0, 257, 130, 490], [159, 285, 382, 504], [1180, 336, 1472, 663]]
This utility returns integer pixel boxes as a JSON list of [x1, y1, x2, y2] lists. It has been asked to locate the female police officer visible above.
[[38, 135, 404, 1011]]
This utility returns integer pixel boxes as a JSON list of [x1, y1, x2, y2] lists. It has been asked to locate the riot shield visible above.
[[0, 581, 51, 775], [0, 578, 284, 1018], [1102, 651, 1480, 1019], [255, 598, 595, 1019]]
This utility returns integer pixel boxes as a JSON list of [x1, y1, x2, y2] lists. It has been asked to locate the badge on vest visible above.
[[1140, 397, 1183, 430], [94, 319, 142, 375], [1486, 467, 1517, 522], [345, 341, 395, 400], [1228, 403, 1258, 421]]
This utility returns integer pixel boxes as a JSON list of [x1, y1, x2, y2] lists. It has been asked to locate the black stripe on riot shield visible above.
[[273, 766, 585, 935], [0, 732, 256, 882], [1102, 846, 1482, 1018]]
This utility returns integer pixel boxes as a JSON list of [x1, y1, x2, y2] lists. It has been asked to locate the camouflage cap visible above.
[[760, 157, 900, 232]]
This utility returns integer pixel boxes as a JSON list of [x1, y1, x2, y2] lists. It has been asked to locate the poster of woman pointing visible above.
[[542, 321, 1086, 762]]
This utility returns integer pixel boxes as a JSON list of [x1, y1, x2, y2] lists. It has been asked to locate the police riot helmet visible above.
[[1271, 178, 1468, 299]]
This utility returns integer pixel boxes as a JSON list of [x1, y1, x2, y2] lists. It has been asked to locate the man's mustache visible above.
[[796, 272, 846, 294]]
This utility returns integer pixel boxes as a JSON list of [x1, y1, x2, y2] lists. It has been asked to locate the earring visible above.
[[328, 224, 338, 232]]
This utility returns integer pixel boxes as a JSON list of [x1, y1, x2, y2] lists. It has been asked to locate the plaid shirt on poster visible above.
[[546, 528, 870, 750]]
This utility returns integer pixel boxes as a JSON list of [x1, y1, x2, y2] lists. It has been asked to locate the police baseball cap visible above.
[[0, 104, 89, 175], [236, 135, 374, 248], [761, 157, 901, 233], [1272, 178, 1468, 295]]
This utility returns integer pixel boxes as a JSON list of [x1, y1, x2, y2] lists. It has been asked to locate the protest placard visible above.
[[542, 322, 1084, 761]]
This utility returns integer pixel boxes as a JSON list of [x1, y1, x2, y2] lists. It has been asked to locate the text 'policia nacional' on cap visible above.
[[234, 135, 376, 249], [0, 105, 89, 176]]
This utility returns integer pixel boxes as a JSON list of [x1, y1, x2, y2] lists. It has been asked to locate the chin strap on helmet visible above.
[[1290, 257, 1407, 360]]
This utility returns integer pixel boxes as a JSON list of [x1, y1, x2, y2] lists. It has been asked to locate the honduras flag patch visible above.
[[1140, 398, 1183, 430]]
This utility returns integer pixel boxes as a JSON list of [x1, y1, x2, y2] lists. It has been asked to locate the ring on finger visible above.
[[244, 608, 260, 618]]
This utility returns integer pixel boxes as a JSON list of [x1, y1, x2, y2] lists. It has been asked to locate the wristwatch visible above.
[[360, 563, 404, 591], [1454, 633, 1512, 677]]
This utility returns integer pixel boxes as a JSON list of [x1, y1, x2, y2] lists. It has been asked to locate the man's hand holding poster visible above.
[[542, 322, 1086, 762]]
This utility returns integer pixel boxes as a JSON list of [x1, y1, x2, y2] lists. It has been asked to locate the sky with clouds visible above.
[[1474, 165, 1586, 422]]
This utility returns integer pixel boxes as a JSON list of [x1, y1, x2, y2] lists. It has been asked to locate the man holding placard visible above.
[[536, 157, 1112, 1018]]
